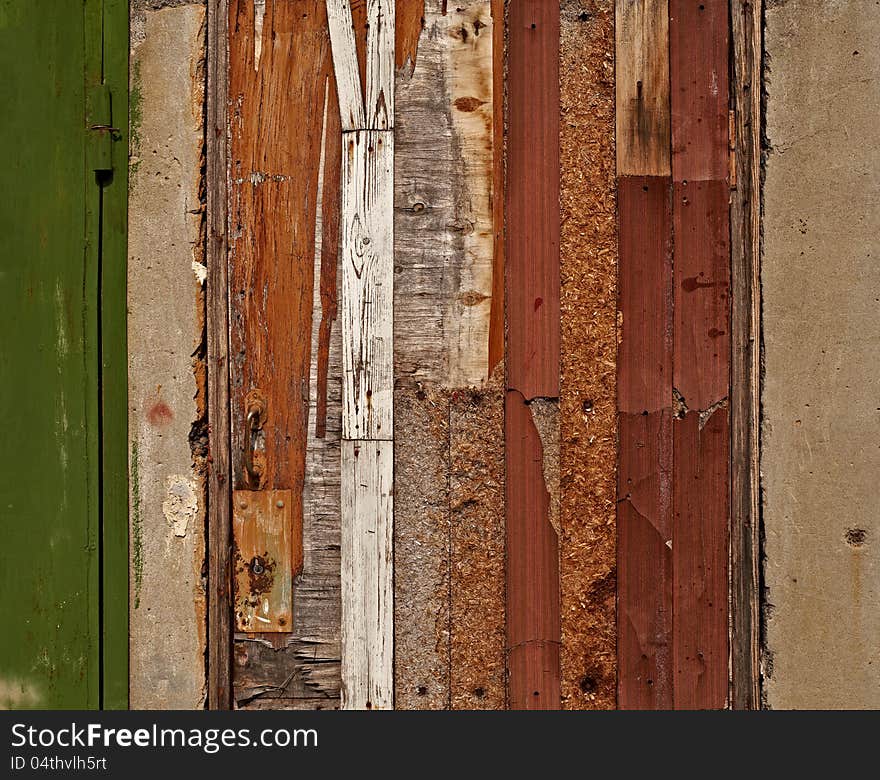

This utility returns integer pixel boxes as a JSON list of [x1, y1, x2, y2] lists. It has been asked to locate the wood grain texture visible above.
[[207, 0, 233, 710], [506, 0, 560, 400], [618, 410, 673, 709], [366, 0, 395, 129], [673, 180, 730, 412], [559, 0, 618, 710], [615, 0, 671, 176], [673, 409, 729, 709], [229, 0, 342, 709], [506, 390, 561, 709], [395, 0, 424, 72], [729, 0, 762, 710], [669, 0, 729, 180], [488, 0, 505, 373], [341, 440, 394, 709], [340, 130, 395, 440], [326, 0, 367, 129], [617, 176, 673, 709]]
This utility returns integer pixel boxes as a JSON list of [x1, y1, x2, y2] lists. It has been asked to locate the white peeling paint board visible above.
[[341, 440, 394, 710], [326, 0, 366, 130], [340, 129, 394, 441], [366, 0, 395, 129]]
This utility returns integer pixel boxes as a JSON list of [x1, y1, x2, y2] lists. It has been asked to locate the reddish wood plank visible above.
[[673, 409, 729, 709], [505, 389, 560, 710], [617, 175, 674, 709], [673, 180, 730, 411], [618, 410, 674, 709], [617, 176, 674, 414], [669, 0, 730, 181], [506, 0, 559, 399]]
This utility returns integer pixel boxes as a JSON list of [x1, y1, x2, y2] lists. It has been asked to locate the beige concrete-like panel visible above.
[[128, 3, 207, 709], [763, 0, 880, 709]]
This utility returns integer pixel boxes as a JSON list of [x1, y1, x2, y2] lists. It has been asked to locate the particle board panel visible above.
[[506, 0, 560, 400], [672, 409, 729, 709], [672, 179, 730, 412], [616, 175, 674, 709], [559, 0, 618, 710], [615, 0, 671, 176], [669, 0, 729, 181]]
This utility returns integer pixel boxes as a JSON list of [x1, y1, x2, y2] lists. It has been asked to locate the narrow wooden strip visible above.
[[669, 0, 729, 180], [617, 175, 673, 708], [326, 0, 367, 129], [559, 0, 618, 710], [487, 0, 505, 374], [673, 409, 729, 709], [207, 0, 232, 711], [366, 0, 395, 129], [341, 440, 394, 709], [505, 389, 561, 709], [340, 129, 394, 440], [615, 0, 671, 176], [672, 179, 730, 411], [618, 410, 673, 708], [395, 0, 424, 72], [506, 0, 560, 400], [729, 0, 762, 710], [617, 176, 673, 414]]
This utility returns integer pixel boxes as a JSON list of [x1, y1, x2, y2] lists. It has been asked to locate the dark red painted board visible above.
[[506, 0, 560, 400], [673, 408, 729, 709], [505, 390, 561, 709], [618, 411, 674, 709], [617, 176, 674, 414], [673, 180, 730, 412], [617, 176, 674, 709], [669, 0, 730, 181]]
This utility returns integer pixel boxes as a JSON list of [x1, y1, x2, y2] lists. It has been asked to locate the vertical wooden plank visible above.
[[488, 0, 505, 374], [366, 0, 395, 129], [340, 130, 395, 440], [615, 0, 671, 176], [326, 0, 367, 129], [207, 0, 233, 712], [505, 0, 561, 710], [669, 0, 729, 180], [505, 391, 561, 710], [559, 0, 618, 710], [506, 0, 560, 400], [341, 440, 394, 709], [617, 175, 674, 709], [729, 0, 762, 710], [673, 409, 729, 709], [670, 0, 730, 710]]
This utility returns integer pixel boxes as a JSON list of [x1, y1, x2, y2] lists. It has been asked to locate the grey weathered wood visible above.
[[729, 0, 763, 711], [206, 0, 232, 711]]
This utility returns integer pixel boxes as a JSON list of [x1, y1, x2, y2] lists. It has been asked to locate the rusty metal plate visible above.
[[233, 489, 296, 632]]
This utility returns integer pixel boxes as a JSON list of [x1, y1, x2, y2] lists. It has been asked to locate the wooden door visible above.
[[0, 0, 128, 709]]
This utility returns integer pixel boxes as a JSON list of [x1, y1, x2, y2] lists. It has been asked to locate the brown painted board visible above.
[[672, 180, 730, 412], [505, 390, 561, 710], [618, 410, 673, 709], [669, 0, 729, 181], [506, 0, 560, 400], [617, 175, 673, 709], [615, 0, 671, 176], [672, 410, 729, 709]]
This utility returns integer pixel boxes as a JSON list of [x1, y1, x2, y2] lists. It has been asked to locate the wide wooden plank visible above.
[[672, 179, 730, 411], [341, 440, 394, 709], [340, 129, 395, 440], [729, 0, 762, 710], [669, 0, 729, 180], [506, 0, 560, 400], [617, 175, 673, 708], [505, 390, 561, 709], [673, 409, 729, 709], [615, 0, 671, 176]]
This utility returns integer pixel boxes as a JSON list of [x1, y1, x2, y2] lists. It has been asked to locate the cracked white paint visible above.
[[191, 260, 207, 285], [162, 475, 198, 538]]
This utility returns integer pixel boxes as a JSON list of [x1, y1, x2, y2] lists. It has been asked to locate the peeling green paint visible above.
[[131, 438, 144, 609]]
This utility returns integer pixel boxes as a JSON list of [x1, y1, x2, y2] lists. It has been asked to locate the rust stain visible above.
[[396, 0, 425, 73], [147, 400, 173, 426]]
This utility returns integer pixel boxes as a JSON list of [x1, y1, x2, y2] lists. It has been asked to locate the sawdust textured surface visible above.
[[559, 0, 617, 710]]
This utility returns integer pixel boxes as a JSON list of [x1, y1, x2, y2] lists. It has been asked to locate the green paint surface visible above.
[[0, 0, 128, 709]]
